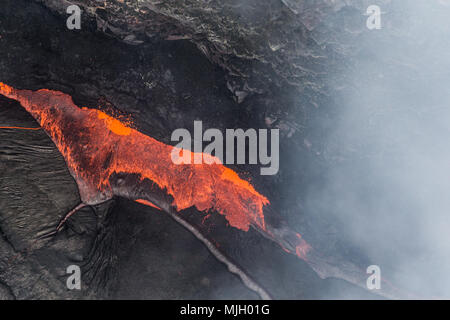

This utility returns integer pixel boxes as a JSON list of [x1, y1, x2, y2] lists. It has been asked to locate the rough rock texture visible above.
[[35, 0, 390, 103], [0, 95, 96, 299]]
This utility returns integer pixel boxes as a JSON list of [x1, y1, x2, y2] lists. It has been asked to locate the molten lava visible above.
[[135, 199, 162, 210], [0, 82, 311, 261], [0, 126, 41, 130], [0, 83, 266, 227]]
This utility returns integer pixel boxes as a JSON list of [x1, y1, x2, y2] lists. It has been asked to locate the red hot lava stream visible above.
[[0, 82, 408, 299], [0, 126, 41, 130]]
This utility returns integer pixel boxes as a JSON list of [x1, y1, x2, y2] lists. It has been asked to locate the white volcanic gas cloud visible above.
[[305, 0, 450, 298]]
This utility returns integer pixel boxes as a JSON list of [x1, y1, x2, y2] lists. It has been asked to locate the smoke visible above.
[[303, 0, 450, 298]]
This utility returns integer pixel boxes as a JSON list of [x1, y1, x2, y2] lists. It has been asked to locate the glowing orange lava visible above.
[[0, 82, 269, 230], [0, 126, 41, 130], [0, 82, 311, 260], [135, 199, 161, 210]]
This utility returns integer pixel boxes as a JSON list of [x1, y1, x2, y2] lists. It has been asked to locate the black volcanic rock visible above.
[[35, 0, 391, 103]]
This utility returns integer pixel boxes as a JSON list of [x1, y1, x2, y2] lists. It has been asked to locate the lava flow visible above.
[[0, 82, 310, 259], [0, 126, 41, 130]]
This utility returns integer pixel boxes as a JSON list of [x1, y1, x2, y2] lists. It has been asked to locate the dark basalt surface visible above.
[[36, 0, 365, 100], [1, 0, 449, 299]]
